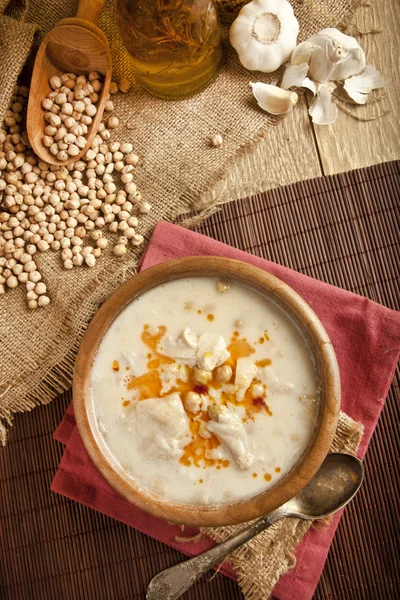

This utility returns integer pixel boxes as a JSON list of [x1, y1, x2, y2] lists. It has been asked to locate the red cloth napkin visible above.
[[52, 221, 400, 599]]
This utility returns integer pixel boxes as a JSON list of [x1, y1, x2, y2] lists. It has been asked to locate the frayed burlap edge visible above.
[[0, 0, 40, 126], [195, 412, 364, 600]]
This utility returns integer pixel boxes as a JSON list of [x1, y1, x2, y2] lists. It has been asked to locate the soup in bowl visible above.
[[74, 257, 340, 526]]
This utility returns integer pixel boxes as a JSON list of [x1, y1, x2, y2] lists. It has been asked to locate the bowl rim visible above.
[[73, 256, 341, 526]]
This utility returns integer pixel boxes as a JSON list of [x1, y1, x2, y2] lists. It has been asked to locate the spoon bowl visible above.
[[285, 452, 364, 519], [27, 0, 111, 167], [146, 453, 364, 600]]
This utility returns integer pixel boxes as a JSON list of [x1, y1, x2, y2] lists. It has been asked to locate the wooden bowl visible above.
[[73, 257, 341, 526]]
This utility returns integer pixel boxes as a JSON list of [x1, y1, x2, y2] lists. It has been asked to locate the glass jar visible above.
[[115, 0, 224, 99]]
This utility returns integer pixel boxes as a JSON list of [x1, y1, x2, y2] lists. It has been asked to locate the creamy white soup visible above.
[[91, 277, 320, 505]]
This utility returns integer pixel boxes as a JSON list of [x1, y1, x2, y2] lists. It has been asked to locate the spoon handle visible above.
[[76, 0, 106, 25], [146, 509, 284, 600]]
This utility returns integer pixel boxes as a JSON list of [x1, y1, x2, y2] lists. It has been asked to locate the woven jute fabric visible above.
[[0, 0, 39, 121], [0, 0, 361, 443], [199, 411, 363, 600]]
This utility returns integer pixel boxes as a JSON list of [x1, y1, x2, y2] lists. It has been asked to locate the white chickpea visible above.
[[121, 172, 133, 184], [107, 116, 119, 129], [85, 104, 97, 117], [216, 365, 233, 383], [38, 295, 50, 307], [113, 244, 127, 257], [61, 103, 73, 115], [24, 260, 36, 273], [61, 248, 73, 261], [184, 391, 201, 413], [55, 93, 67, 105], [119, 144, 132, 155], [49, 75, 62, 89], [251, 383, 264, 399], [63, 258, 73, 269], [43, 135, 54, 148], [81, 115, 92, 126], [131, 234, 144, 246], [118, 220, 129, 232], [42, 98, 53, 110], [6, 275, 19, 288], [123, 227, 136, 239], [139, 201, 151, 214], [45, 113, 61, 127], [96, 237, 108, 250], [29, 270, 42, 283], [68, 145, 80, 157], [127, 216, 138, 228], [211, 134, 223, 147], [18, 272, 29, 283], [192, 368, 212, 386], [35, 282, 47, 295], [123, 182, 136, 197], [85, 253, 96, 267]]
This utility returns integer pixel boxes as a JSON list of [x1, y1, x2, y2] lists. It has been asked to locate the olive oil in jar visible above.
[[115, 0, 224, 99]]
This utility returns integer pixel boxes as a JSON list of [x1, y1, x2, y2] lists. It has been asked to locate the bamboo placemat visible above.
[[1, 160, 399, 600]]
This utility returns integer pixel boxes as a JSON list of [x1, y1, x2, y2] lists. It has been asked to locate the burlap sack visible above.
[[0, 0, 361, 442], [0, 0, 39, 121]]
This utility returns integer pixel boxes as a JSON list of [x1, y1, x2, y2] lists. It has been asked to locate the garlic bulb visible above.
[[281, 27, 386, 124], [291, 28, 366, 83], [230, 0, 299, 73], [250, 82, 298, 114]]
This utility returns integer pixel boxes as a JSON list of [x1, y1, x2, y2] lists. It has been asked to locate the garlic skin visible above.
[[281, 62, 309, 90], [250, 82, 298, 114], [308, 83, 338, 125], [344, 65, 387, 104], [291, 28, 366, 83], [230, 0, 299, 73]]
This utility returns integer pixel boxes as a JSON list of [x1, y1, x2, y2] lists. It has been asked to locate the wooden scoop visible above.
[[27, 0, 112, 167]]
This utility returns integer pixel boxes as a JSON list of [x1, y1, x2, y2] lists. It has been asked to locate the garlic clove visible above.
[[344, 65, 387, 104], [291, 41, 317, 66], [308, 84, 337, 125], [230, 0, 299, 73], [250, 82, 298, 115], [281, 62, 309, 89]]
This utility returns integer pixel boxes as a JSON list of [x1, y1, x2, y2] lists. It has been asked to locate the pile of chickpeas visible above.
[[0, 75, 150, 309]]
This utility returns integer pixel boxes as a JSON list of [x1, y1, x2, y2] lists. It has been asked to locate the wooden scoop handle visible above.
[[76, 0, 106, 25]]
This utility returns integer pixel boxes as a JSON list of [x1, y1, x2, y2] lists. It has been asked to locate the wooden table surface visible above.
[[213, 0, 400, 203]]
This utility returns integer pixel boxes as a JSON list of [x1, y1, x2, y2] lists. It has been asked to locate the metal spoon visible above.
[[146, 453, 364, 600]]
